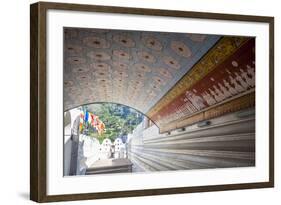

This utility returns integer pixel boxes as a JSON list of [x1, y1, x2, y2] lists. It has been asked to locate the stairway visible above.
[[86, 158, 133, 175]]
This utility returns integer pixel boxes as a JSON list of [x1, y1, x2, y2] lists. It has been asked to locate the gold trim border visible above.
[[147, 36, 250, 118]]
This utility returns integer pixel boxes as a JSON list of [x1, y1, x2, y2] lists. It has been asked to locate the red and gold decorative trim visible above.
[[147, 37, 255, 133], [147, 37, 250, 118]]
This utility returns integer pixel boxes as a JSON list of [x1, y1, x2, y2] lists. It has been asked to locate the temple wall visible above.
[[128, 108, 255, 172]]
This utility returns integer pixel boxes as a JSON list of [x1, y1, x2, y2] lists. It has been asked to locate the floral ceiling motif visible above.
[[64, 27, 220, 113]]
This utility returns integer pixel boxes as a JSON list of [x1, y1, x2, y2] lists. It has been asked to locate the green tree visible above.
[[83, 103, 143, 143]]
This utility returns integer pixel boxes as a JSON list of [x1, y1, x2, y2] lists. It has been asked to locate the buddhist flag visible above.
[[79, 112, 84, 131], [96, 119, 106, 135], [84, 111, 89, 123], [87, 113, 92, 124], [79, 110, 105, 135]]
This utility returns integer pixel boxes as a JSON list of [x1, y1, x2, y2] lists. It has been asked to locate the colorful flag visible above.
[[96, 119, 106, 135], [79, 110, 105, 135], [84, 111, 89, 122], [87, 113, 92, 124], [79, 112, 84, 131], [79, 122, 83, 131]]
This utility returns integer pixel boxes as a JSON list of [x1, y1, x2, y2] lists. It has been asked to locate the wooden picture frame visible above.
[[30, 1, 274, 202]]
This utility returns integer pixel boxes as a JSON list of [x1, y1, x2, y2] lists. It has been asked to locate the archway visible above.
[[64, 102, 154, 175]]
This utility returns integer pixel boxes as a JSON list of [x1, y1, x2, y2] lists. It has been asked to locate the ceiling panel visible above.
[[63, 27, 220, 113]]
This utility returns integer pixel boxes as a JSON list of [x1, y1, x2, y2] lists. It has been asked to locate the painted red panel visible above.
[[152, 39, 255, 126]]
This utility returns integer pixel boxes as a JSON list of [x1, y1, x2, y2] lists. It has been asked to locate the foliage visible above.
[[82, 103, 143, 143]]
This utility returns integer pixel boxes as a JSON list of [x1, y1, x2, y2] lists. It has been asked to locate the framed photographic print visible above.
[[30, 1, 274, 202]]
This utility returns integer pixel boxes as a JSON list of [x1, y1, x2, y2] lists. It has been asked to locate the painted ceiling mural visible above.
[[63, 28, 220, 113]]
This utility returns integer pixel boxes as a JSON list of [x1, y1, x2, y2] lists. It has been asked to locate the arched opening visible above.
[[64, 102, 157, 175]]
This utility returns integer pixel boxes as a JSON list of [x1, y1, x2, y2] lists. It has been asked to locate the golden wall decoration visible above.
[[147, 37, 250, 118]]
